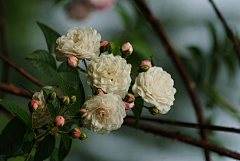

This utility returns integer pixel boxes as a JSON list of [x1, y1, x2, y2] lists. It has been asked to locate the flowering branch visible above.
[[126, 115, 240, 134], [0, 53, 44, 87], [133, 0, 210, 160], [123, 118, 240, 160], [209, 0, 240, 63]]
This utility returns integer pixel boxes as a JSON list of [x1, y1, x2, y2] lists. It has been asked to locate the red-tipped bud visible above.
[[61, 96, 70, 105], [76, 109, 88, 119], [70, 95, 77, 103], [120, 42, 133, 58], [123, 93, 135, 103], [107, 41, 115, 54], [148, 107, 159, 115], [100, 40, 109, 53], [92, 88, 104, 95], [69, 128, 81, 138], [79, 132, 87, 140], [67, 56, 79, 68], [54, 116, 65, 127], [28, 100, 39, 112], [124, 101, 135, 110], [138, 60, 152, 72]]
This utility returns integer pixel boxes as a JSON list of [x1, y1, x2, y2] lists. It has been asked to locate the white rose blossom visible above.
[[82, 93, 126, 135], [32, 86, 63, 127], [132, 67, 176, 114], [55, 27, 101, 61], [86, 54, 131, 98]]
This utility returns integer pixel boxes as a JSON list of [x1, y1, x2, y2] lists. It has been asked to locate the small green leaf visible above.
[[58, 126, 72, 161], [47, 65, 70, 96], [37, 21, 61, 53], [34, 134, 55, 161], [207, 22, 218, 52], [0, 100, 31, 127], [42, 87, 57, 118], [0, 117, 27, 156], [131, 98, 144, 129], [26, 50, 57, 77]]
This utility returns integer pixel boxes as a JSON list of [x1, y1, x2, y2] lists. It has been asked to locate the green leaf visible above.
[[37, 21, 61, 53], [58, 61, 76, 74], [0, 117, 28, 156], [209, 58, 220, 84], [24, 129, 35, 142], [58, 126, 72, 161], [42, 87, 57, 118], [115, 3, 131, 29], [207, 22, 218, 52], [50, 148, 58, 161], [26, 50, 57, 77], [0, 100, 31, 127], [47, 65, 70, 96], [131, 98, 144, 129], [19, 84, 34, 96], [34, 134, 55, 161]]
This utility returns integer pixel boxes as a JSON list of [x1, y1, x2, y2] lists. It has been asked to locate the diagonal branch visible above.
[[123, 118, 240, 160], [126, 115, 240, 134], [209, 0, 240, 63], [133, 0, 210, 160], [0, 53, 44, 87], [0, 83, 32, 99]]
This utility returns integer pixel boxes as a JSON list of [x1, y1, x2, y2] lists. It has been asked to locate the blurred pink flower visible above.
[[89, 0, 115, 10]]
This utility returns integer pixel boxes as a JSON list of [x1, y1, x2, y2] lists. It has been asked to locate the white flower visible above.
[[82, 93, 126, 135], [132, 67, 176, 114], [32, 86, 63, 127], [86, 54, 131, 98], [55, 27, 101, 61]]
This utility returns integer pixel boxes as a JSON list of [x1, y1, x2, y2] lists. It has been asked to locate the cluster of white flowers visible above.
[[52, 27, 176, 135]]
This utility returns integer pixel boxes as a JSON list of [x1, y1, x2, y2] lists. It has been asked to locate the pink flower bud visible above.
[[69, 128, 81, 138], [89, 0, 115, 10], [77, 109, 88, 119], [28, 100, 39, 112], [124, 101, 135, 110], [120, 42, 133, 58], [100, 40, 108, 53], [67, 56, 79, 68], [123, 93, 135, 103], [54, 116, 65, 127], [138, 60, 152, 72], [92, 88, 104, 95]]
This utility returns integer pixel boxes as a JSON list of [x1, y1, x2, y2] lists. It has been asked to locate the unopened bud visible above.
[[70, 95, 77, 103], [48, 92, 56, 102], [148, 107, 159, 115], [54, 116, 65, 127], [61, 96, 70, 105], [42, 123, 51, 130], [120, 42, 133, 58], [123, 93, 135, 103], [107, 41, 115, 54], [69, 128, 81, 138], [124, 101, 135, 110], [79, 132, 87, 140], [92, 88, 104, 95], [67, 56, 79, 68], [100, 40, 108, 53], [28, 100, 39, 112], [138, 60, 152, 72], [76, 109, 88, 119]]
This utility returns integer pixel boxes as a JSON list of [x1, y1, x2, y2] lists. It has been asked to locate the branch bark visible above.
[[126, 115, 240, 134], [0, 53, 44, 87], [124, 118, 240, 160], [0, 83, 32, 99], [209, 0, 240, 63], [133, 0, 210, 160]]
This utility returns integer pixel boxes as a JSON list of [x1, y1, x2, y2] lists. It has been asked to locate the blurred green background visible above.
[[1, 0, 240, 160]]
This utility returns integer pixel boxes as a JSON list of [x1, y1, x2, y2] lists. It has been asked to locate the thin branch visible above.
[[126, 115, 240, 134], [0, 53, 44, 87], [133, 0, 210, 160], [77, 66, 87, 73], [209, 0, 240, 63], [123, 118, 240, 160], [0, 83, 32, 99], [135, 102, 150, 109]]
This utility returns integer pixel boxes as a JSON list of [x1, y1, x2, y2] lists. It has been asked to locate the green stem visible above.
[[130, 71, 138, 75], [83, 59, 87, 69], [77, 66, 86, 73], [31, 113, 33, 128], [135, 102, 151, 109], [25, 139, 37, 161]]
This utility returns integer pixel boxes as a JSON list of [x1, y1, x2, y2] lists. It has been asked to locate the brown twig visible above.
[[209, 0, 240, 63], [133, 0, 210, 160], [0, 83, 32, 99], [0, 53, 44, 87], [126, 115, 240, 134], [123, 118, 240, 160]]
